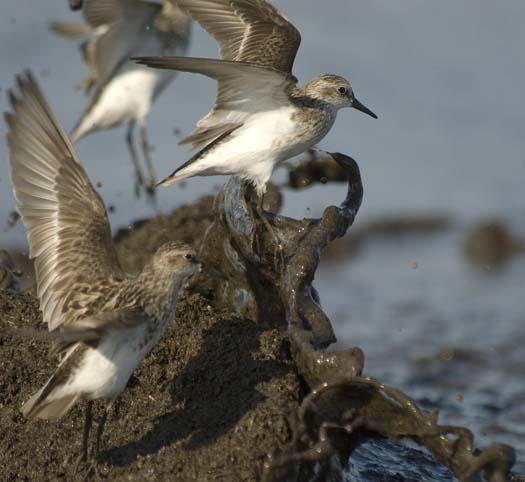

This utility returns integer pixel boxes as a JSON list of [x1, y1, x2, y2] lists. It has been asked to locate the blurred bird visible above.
[[5, 71, 200, 474], [135, 0, 377, 206], [68, 0, 84, 10], [51, 0, 192, 196]]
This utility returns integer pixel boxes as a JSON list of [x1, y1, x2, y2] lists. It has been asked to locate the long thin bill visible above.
[[353, 98, 378, 119]]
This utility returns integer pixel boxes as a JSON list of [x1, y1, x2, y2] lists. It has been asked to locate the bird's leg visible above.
[[126, 121, 145, 198], [73, 400, 93, 474], [254, 191, 284, 271], [85, 400, 114, 478], [139, 121, 157, 200], [240, 182, 259, 255]]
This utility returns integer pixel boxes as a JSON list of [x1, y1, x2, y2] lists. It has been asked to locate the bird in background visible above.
[[135, 0, 377, 212], [51, 0, 192, 197], [5, 71, 200, 474]]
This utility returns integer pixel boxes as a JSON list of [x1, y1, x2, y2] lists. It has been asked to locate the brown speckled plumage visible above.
[[176, 0, 301, 73], [135, 0, 377, 193], [6, 72, 199, 424]]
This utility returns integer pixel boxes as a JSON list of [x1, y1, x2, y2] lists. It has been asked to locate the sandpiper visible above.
[[51, 0, 192, 196], [135, 0, 377, 201], [5, 71, 200, 473]]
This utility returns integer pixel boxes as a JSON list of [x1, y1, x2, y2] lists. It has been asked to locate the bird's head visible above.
[[150, 241, 201, 281], [305, 74, 377, 118]]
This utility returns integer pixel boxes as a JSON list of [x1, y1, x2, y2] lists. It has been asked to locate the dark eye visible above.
[[338, 87, 348, 95], [185, 253, 194, 261]]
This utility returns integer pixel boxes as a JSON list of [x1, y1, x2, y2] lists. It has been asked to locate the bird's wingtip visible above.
[[156, 176, 172, 187], [131, 56, 155, 66]]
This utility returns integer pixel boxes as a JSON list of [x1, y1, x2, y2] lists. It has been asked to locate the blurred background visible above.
[[0, 0, 524, 472]]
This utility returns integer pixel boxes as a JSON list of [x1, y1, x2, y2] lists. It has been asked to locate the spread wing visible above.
[[83, 0, 161, 91], [50, 0, 162, 96], [137, 0, 300, 150], [177, 0, 301, 73], [135, 55, 297, 150], [5, 71, 124, 331]]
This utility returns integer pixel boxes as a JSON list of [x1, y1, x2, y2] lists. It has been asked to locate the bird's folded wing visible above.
[[177, 0, 301, 73], [5, 71, 124, 331], [135, 56, 296, 149], [48, 308, 147, 356]]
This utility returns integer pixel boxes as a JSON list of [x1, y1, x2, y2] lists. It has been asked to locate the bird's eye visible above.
[[185, 253, 195, 262], [338, 87, 348, 95]]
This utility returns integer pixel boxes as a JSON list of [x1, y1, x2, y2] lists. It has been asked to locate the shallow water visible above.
[[316, 227, 525, 475], [0, 0, 524, 476]]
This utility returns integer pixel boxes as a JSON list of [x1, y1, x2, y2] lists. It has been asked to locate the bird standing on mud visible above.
[[51, 0, 192, 196], [135, 0, 377, 205], [5, 72, 200, 475]]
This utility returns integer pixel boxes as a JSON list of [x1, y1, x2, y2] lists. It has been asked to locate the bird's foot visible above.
[[71, 454, 104, 480], [82, 459, 105, 480], [270, 235, 285, 273], [145, 182, 157, 206], [72, 452, 87, 476], [254, 204, 285, 272], [133, 172, 145, 199]]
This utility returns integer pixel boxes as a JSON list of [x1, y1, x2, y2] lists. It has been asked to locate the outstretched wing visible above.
[[140, 0, 301, 150], [135, 55, 296, 150], [177, 0, 301, 73], [5, 71, 124, 331], [83, 0, 161, 90]]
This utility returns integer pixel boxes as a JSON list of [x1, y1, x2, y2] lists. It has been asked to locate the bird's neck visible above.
[[135, 266, 184, 319], [289, 87, 338, 115]]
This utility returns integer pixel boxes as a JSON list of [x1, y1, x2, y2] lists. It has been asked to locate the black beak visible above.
[[352, 98, 378, 119], [186, 254, 199, 264]]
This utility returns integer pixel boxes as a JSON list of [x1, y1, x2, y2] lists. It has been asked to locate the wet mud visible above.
[[0, 154, 523, 481]]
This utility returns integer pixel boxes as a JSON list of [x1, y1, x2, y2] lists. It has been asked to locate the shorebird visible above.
[[135, 0, 377, 202], [5, 71, 200, 473], [51, 0, 192, 196]]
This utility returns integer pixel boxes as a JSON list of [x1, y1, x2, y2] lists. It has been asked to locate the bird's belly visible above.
[[223, 110, 300, 163], [61, 326, 156, 400], [192, 108, 326, 193], [243, 109, 324, 162], [90, 68, 170, 127]]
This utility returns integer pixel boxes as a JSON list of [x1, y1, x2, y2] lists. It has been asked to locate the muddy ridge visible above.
[[0, 155, 522, 481]]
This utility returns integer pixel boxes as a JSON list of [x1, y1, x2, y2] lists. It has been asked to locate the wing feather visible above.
[[5, 71, 123, 331], [86, 0, 161, 90], [177, 0, 301, 72], [136, 55, 296, 149]]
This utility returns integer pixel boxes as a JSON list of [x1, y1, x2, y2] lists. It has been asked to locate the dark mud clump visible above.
[[0, 196, 301, 481], [0, 153, 522, 481]]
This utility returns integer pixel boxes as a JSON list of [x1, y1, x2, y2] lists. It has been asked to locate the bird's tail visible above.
[[70, 109, 95, 143], [22, 388, 79, 420], [49, 20, 92, 39], [157, 168, 195, 187], [21, 344, 82, 420]]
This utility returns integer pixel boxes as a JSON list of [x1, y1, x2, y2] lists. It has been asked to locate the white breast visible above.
[[91, 68, 171, 127], [54, 322, 164, 401]]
